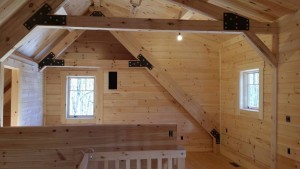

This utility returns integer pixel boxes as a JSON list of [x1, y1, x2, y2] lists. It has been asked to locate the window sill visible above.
[[240, 108, 258, 112], [67, 116, 95, 119], [63, 116, 97, 124], [239, 109, 263, 120]]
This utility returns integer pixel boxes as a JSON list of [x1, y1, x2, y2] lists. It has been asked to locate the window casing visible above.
[[240, 69, 259, 111], [66, 76, 95, 119], [237, 62, 264, 120]]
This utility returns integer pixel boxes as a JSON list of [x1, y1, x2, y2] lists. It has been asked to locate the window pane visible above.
[[67, 77, 95, 118], [248, 73, 254, 84], [69, 91, 94, 116], [69, 78, 78, 90], [248, 84, 259, 109], [78, 78, 86, 90], [254, 73, 259, 84], [86, 78, 94, 90], [240, 69, 260, 111]]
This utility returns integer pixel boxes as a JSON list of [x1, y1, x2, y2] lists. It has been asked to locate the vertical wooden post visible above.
[[168, 158, 173, 169], [271, 34, 278, 169], [104, 160, 109, 169], [157, 158, 162, 169], [137, 159, 141, 169], [0, 62, 4, 127], [147, 158, 151, 169], [177, 158, 185, 169], [10, 69, 20, 126], [126, 159, 130, 169], [115, 160, 120, 169], [271, 68, 277, 169]]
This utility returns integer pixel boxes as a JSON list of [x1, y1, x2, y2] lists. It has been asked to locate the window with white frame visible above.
[[239, 69, 260, 111], [66, 76, 95, 118]]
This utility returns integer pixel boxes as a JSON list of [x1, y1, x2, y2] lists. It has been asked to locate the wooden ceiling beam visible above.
[[96, 6, 219, 142], [242, 32, 277, 68], [271, 0, 300, 11], [37, 30, 85, 63], [0, 0, 27, 27], [208, 0, 276, 22], [64, 59, 133, 69], [165, 0, 227, 20], [42, 16, 277, 34], [0, 0, 67, 62], [35, 2, 97, 69], [12, 51, 35, 63], [179, 9, 194, 20], [239, 0, 296, 17]]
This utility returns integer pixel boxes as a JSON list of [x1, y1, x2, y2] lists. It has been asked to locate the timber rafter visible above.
[[0, 0, 67, 62]]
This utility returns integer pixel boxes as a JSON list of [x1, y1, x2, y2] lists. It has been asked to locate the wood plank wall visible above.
[[3, 57, 43, 126], [277, 10, 300, 168], [131, 32, 222, 130], [221, 9, 300, 168], [61, 31, 134, 60], [44, 31, 214, 152], [220, 34, 273, 169], [44, 67, 212, 152], [0, 124, 177, 169]]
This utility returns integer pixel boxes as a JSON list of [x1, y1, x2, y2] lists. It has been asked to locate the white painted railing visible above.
[[79, 150, 186, 169]]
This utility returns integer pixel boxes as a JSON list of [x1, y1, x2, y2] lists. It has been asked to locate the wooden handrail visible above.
[[79, 149, 186, 169]]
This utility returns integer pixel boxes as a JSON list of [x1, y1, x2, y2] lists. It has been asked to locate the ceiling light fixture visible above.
[[177, 33, 183, 41]]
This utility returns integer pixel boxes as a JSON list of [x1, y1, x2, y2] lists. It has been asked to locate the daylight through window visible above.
[[67, 76, 95, 118], [240, 69, 259, 111]]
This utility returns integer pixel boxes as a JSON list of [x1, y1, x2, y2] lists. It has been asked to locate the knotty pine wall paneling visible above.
[[44, 31, 221, 152], [276, 10, 300, 168], [220, 34, 273, 168]]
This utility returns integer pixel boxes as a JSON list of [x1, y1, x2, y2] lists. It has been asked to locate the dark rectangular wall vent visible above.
[[108, 72, 118, 89]]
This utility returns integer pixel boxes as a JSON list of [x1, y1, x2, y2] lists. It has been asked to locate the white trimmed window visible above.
[[239, 69, 259, 111], [237, 62, 264, 120], [66, 76, 95, 119]]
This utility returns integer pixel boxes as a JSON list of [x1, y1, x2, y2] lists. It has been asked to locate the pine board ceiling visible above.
[[0, 0, 299, 61]]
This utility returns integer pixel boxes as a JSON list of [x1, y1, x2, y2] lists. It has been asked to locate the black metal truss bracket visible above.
[[210, 129, 220, 144], [38, 52, 64, 70], [24, 3, 66, 30], [129, 54, 153, 70], [224, 13, 249, 31], [90, 11, 104, 17]]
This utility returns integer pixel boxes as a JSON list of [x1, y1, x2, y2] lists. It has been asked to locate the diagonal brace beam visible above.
[[242, 32, 277, 67]]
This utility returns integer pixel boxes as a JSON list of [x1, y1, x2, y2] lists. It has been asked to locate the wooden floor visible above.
[[186, 152, 246, 169]]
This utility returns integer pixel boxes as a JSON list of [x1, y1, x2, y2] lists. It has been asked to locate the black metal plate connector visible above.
[[129, 54, 153, 70], [24, 3, 66, 30], [38, 52, 64, 70], [90, 11, 104, 17], [224, 13, 249, 30], [210, 129, 220, 144]]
